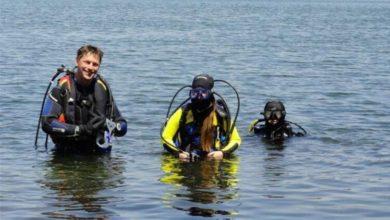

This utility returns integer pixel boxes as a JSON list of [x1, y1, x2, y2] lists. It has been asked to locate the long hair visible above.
[[200, 101, 216, 152]]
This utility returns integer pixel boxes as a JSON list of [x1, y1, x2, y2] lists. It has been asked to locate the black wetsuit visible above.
[[254, 121, 304, 141], [41, 73, 126, 152]]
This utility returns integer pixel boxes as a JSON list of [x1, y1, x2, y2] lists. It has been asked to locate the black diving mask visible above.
[[264, 110, 283, 120], [189, 87, 211, 100]]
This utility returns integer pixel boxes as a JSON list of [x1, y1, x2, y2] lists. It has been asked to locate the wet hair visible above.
[[200, 101, 216, 152], [76, 45, 104, 63], [191, 74, 216, 152]]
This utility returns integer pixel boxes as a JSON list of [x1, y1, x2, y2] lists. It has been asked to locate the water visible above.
[[1, 0, 389, 219]]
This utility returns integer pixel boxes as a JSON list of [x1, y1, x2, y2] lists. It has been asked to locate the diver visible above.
[[36, 45, 127, 153], [161, 74, 241, 160], [249, 100, 306, 141]]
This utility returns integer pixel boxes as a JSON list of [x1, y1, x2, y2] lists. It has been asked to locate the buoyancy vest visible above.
[[56, 73, 110, 125], [254, 121, 294, 140], [178, 102, 229, 151]]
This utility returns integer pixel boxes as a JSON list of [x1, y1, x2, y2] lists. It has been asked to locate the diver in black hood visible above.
[[249, 100, 306, 140]]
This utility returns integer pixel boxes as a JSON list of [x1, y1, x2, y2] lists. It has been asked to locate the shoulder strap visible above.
[[96, 75, 114, 119], [215, 101, 228, 132], [96, 79, 107, 91], [179, 103, 190, 131], [58, 74, 71, 90], [57, 74, 76, 124]]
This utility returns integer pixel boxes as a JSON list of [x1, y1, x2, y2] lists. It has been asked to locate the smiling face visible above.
[[75, 53, 101, 85]]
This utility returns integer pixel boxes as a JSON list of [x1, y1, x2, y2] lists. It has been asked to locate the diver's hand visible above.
[[207, 151, 223, 160], [295, 132, 305, 137], [179, 151, 190, 160], [80, 112, 106, 135], [113, 120, 127, 137]]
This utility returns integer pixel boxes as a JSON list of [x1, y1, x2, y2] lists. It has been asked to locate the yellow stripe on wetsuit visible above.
[[162, 108, 184, 153], [218, 126, 241, 153], [161, 108, 241, 154]]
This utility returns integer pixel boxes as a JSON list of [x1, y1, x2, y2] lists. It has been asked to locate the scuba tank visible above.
[[34, 65, 70, 150], [160, 76, 240, 157], [35, 66, 116, 151], [248, 100, 307, 139]]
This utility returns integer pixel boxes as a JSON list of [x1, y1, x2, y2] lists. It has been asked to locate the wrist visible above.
[[78, 124, 91, 135], [116, 122, 121, 131], [75, 125, 81, 135], [114, 121, 127, 136]]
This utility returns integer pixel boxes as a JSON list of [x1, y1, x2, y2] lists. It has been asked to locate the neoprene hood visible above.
[[192, 74, 214, 90]]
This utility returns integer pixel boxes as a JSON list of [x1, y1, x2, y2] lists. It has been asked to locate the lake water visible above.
[[1, 0, 389, 219]]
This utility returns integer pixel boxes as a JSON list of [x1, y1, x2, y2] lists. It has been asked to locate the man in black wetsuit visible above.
[[249, 100, 306, 141], [41, 45, 127, 153]]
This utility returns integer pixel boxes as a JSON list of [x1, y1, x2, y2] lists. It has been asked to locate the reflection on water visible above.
[[263, 139, 286, 152], [39, 152, 125, 219], [160, 153, 240, 217], [262, 141, 286, 198]]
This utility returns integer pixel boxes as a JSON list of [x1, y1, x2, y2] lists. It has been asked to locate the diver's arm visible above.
[[253, 124, 266, 135], [41, 87, 79, 137], [161, 108, 183, 154], [94, 80, 127, 137], [95, 80, 127, 137], [294, 131, 305, 137], [292, 126, 305, 137], [94, 79, 109, 117], [112, 103, 127, 137], [284, 124, 294, 137], [252, 118, 266, 135], [220, 126, 241, 154], [93, 78, 111, 128], [248, 119, 261, 134], [207, 151, 224, 160]]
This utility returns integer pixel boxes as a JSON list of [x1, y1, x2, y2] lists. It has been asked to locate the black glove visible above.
[[113, 120, 127, 137], [295, 132, 305, 137], [80, 112, 106, 135]]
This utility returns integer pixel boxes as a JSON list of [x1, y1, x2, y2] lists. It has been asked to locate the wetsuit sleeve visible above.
[[290, 124, 305, 137], [41, 87, 79, 136], [285, 124, 294, 137], [95, 80, 127, 137], [112, 103, 127, 137], [94, 79, 109, 117], [221, 125, 241, 154], [161, 108, 183, 154], [254, 124, 266, 135]]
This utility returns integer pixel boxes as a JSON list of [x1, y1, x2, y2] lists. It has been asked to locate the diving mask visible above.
[[264, 110, 283, 120], [189, 87, 211, 100]]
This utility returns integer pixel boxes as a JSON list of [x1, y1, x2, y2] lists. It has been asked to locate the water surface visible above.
[[0, 0, 389, 219]]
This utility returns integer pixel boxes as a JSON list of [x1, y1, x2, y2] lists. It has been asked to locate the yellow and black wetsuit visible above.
[[162, 104, 241, 155]]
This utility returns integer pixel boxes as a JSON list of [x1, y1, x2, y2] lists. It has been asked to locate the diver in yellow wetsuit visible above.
[[161, 74, 241, 160]]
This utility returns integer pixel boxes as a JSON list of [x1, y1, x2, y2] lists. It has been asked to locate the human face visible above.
[[264, 110, 283, 125], [189, 87, 211, 100], [75, 53, 100, 85]]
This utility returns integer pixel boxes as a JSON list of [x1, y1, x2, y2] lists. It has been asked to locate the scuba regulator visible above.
[[160, 74, 240, 159], [34, 65, 116, 150], [248, 100, 307, 137]]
